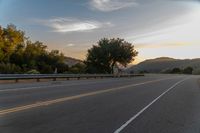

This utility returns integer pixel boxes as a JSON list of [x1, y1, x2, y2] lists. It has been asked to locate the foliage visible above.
[[26, 69, 40, 74], [85, 38, 138, 74], [0, 63, 21, 74], [0, 24, 25, 62], [183, 66, 193, 74], [192, 68, 200, 75], [69, 63, 86, 74], [0, 24, 68, 74], [139, 70, 149, 74], [170, 68, 182, 74]]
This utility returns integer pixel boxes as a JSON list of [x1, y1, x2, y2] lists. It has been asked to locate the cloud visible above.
[[90, 0, 138, 12], [135, 42, 190, 49], [126, 2, 200, 47], [35, 18, 112, 33], [66, 43, 75, 47]]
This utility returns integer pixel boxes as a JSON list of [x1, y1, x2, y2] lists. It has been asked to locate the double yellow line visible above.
[[0, 77, 179, 116]]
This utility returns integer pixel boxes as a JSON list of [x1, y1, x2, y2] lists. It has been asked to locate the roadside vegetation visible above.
[[1, 24, 197, 75], [138, 66, 194, 74], [0, 24, 137, 74], [84, 38, 138, 73], [0, 24, 68, 74], [162, 67, 193, 74]]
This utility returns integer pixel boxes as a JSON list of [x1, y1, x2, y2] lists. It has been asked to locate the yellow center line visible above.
[[0, 77, 179, 116]]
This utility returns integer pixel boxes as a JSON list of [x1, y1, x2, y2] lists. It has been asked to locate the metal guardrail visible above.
[[0, 74, 144, 82]]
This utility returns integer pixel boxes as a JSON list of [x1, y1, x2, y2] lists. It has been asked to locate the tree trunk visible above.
[[111, 61, 116, 74]]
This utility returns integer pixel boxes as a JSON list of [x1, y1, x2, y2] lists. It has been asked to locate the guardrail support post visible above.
[[37, 78, 40, 82], [0, 74, 144, 83]]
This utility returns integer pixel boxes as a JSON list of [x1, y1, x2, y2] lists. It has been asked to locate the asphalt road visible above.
[[0, 74, 200, 133]]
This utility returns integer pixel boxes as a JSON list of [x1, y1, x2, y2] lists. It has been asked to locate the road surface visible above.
[[0, 74, 200, 133]]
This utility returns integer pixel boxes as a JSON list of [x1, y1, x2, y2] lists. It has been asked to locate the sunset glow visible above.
[[1, 0, 200, 63]]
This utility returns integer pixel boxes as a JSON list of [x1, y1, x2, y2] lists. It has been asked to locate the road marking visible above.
[[0, 76, 179, 92], [0, 81, 99, 92], [0, 78, 133, 92], [114, 77, 190, 133], [0, 77, 180, 116]]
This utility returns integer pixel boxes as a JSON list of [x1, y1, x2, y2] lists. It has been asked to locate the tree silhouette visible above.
[[85, 38, 138, 74], [183, 66, 193, 74]]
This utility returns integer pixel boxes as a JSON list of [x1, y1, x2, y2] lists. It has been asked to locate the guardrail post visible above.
[[0, 74, 145, 83]]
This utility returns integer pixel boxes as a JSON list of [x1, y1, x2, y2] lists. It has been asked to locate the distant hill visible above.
[[64, 57, 83, 67], [127, 57, 200, 73]]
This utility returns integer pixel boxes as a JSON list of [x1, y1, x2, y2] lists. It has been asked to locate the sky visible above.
[[0, 0, 200, 64]]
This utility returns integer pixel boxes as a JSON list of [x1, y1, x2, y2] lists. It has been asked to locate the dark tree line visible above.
[[163, 67, 193, 74]]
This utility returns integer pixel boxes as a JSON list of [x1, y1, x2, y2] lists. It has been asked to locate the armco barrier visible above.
[[0, 74, 144, 83]]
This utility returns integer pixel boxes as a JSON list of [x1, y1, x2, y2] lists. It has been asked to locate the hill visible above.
[[127, 57, 200, 73], [64, 57, 83, 67]]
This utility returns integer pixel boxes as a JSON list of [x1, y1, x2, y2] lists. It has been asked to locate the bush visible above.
[[170, 68, 182, 74], [183, 67, 193, 74], [26, 69, 40, 74], [161, 69, 172, 74], [139, 70, 149, 74], [192, 68, 200, 75], [0, 63, 22, 74], [69, 63, 86, 74], [38, 63, 53, 74]]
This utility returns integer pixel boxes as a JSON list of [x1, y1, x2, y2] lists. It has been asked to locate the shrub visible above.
[[170, 68, 182, 74], [69, 63, 86, 74], [0, 63, 22, 74], [192, 68, 200, 75], [183, 67, 193, 74], [26, 69, 40, 74]]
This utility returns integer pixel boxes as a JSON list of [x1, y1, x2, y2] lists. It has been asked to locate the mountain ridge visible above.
[[128, 57, 200, 73]]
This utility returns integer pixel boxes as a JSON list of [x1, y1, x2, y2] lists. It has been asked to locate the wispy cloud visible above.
[[135, 42, 190, 49], [90, 0, 138, 12], [66, 43, 75, 47], [35, 18, 112, 33]]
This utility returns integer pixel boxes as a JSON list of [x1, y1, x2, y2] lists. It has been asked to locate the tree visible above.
[[183, 66, 193, 74], [69, 63, 86, 74], [170, 68, 181, 74], [0, 24, 69, 74], [48, 50, 68, 73], [23, 41, 47, 69], [85, 38, 138, 74], [192, 68, 200, 75], [0, 63, 21, 74], [0, 24, 25, 62]]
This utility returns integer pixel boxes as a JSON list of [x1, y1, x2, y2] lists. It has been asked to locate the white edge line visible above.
[[114, 77, 190, 133], [0, 77, 182, 115]]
